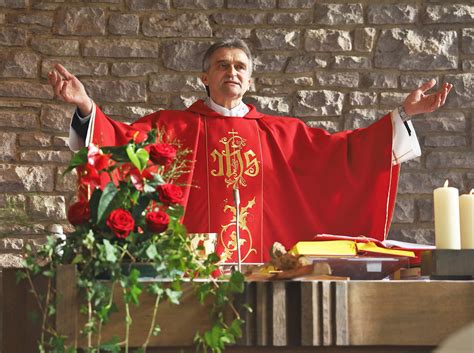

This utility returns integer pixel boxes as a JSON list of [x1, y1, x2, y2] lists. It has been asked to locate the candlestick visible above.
[[433, 180, 461, 249], [460, 189, 474, 249]]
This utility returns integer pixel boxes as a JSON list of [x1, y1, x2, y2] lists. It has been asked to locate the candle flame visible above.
[[443, 179, 449, 188], [470, 189, 474, 195]]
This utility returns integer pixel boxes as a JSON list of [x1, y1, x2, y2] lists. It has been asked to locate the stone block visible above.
[[244, 96, 290, 115], [400, 75, 440, 90], [417, 198, 434, 222], [426, 152, 474, 169], [398, 171, 463, 194], [294, 90, 344, 117], [305, 29, 351, 52], [444, 73, 474, 108], [424, 4, 474, 23], [20, 151, 72, 164], [83, 39, 159, 58], [412, 111, 465, 133], [462, 28, 474, 54], [253, 53, 288, 73], [255, 29, 300, 50], [55, 7, 106, 35], [0, 132, 16, 161], [143, 13, 211, 37], [29, 195, 66, 220], [101, 105, 156, 120], [367, 4, 417, 24], [349, 91, 378, 106], [424, 135, 467, 148], [316, 72, 359, 88], [42, 59, 108, 78], [17, 13, 53, 27], [0, 50, 39, 78], [111, 63, 158, 77], [0, 0, 28, 8], [388, 228, 434, 246], [0, 238, 24, 251], [343, 109, 390, 129], [227, 0, 275, 9], [0, 27, 27, 46], [53, 136, 69, 147], [333, 55, 370, 69], [380, 92, 406, 106], [354, 27, 376, 52], [462, 60, 474, 71], [82, 79, 146, 103], [31, 37, 79, 56], [374, 29, 458, 70], [289, 77, 313, 86], [305, 120, 340, 134], [150, 74, 204, 92], [162, 40, 211, 72], [361, 72, 398, 89], [314, 3, 363, 25], [0, 110, 39, 129], [56, 166, 77, 193], [0, 164, 54, 192], [214, 28, 252, 39], [212, 13, 266, 25], [126, 0, 170, 10], [170, 94, 207, 110], [173, 0, 224, 8], [40, 104, 74, 133], [278, 0, 313, 8], [18, 132, 51, 147], [0, 82, 52, 99], [109, 14, 139, 35], [268, 12, 311, 24], [285, 54, 327, 73], [393, 197, 415, 223]]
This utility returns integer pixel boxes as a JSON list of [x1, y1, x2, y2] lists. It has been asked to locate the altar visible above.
[[3, 265, 474, 353]]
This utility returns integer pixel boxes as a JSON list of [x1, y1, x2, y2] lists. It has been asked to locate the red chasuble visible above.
[[91, 100, 399, 263]]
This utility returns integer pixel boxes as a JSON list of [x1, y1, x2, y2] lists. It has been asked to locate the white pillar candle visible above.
[[460, 189, 474, 249], [434, 180, 461, 249]]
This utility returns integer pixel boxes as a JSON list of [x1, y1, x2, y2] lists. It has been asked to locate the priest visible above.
[[48, 39, 452, 263]]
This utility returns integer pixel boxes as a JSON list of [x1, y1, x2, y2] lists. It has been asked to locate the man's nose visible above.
[[227, 65, 237, 76]]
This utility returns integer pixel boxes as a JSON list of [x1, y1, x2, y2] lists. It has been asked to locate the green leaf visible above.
[[135, 148, 149, 171], [152, 324, 161, 336], [64, 147, 88, 174], [103, 239, 117, 263], [126, 143, 141, 170], [165, 288, 182, 305], [71, 254, 84, 264], [166, 205, 185, 219], [89, 187, 102, 224], [100, 336, 121, 353], [145, 244, 158, 260], [97, 182, 119, 224], [132, 195, 150, 220]]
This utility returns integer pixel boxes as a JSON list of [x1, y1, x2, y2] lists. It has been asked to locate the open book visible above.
[[290, 234, 435, 264]]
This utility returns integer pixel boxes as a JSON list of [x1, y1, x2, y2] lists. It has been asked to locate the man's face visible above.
[[201, 47, 252, 107]]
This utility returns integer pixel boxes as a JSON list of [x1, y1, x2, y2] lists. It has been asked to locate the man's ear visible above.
[[201, 73, 208, 86]]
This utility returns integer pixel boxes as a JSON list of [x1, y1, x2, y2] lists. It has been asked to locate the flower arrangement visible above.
[[20, 129, 246, 353]]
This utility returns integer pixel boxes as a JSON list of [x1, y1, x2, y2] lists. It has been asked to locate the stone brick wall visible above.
[[1, 0, 473, 265]]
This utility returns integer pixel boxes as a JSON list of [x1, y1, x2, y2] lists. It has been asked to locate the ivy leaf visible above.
[[145, 244, 158, 260], [152, 324, 161, 336], [100, 336, 121, 353], [166, 205, 184, 219], [97, 183, 130, 225], [72, 254, 84, 264], [135, 148, 149, 171], [64, 147, 88, 173], [165, 288, 181, 305], [103, 239, 117, 263]]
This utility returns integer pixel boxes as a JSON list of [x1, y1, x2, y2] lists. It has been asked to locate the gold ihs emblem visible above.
[[210, 129, 259, 189]]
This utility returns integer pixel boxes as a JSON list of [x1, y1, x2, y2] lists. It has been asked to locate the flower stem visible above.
[[142, 292, 161, 352]]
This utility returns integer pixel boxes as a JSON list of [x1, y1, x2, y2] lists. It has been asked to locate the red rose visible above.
[[148, 143, 176, 166], [158, 184, 184, 205], [106, 209, 135, 239], [145, 211, 170, 233], [67, 201, 90, 226]]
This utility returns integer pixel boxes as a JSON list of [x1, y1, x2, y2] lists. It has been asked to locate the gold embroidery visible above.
[[210, 129, 260, 189], [219, 198, 257, 262]]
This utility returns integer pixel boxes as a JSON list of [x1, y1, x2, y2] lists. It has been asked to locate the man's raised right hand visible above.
[[48, 64, 93, 116]]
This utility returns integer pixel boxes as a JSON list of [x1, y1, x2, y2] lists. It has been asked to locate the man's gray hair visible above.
[[202, 38, 253, 75]]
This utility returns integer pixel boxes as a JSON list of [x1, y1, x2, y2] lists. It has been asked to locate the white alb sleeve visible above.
[[68, 101, 96, 152], [391, 109, 421, 165]]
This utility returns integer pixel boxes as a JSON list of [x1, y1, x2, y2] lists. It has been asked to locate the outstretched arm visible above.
[[48, 64, 93, 117], [403, 79, 453, 118]]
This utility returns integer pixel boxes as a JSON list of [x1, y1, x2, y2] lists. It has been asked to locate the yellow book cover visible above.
[[357, 242, 415, 258], [290, 240, 358, 256]]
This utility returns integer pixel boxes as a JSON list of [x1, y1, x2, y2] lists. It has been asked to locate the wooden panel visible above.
[[271, 281, 286, 346], [300, 281, 322, 346], [255, 282, 269, 346], [422, 250, 474, 278], [322, 281, 335, 346], [335, 281, 474, 346], [236, 282, 256, 346], [55, 264, 78, 347]]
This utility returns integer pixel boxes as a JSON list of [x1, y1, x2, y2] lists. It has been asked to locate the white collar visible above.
[[204, 97, 249, 117]]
